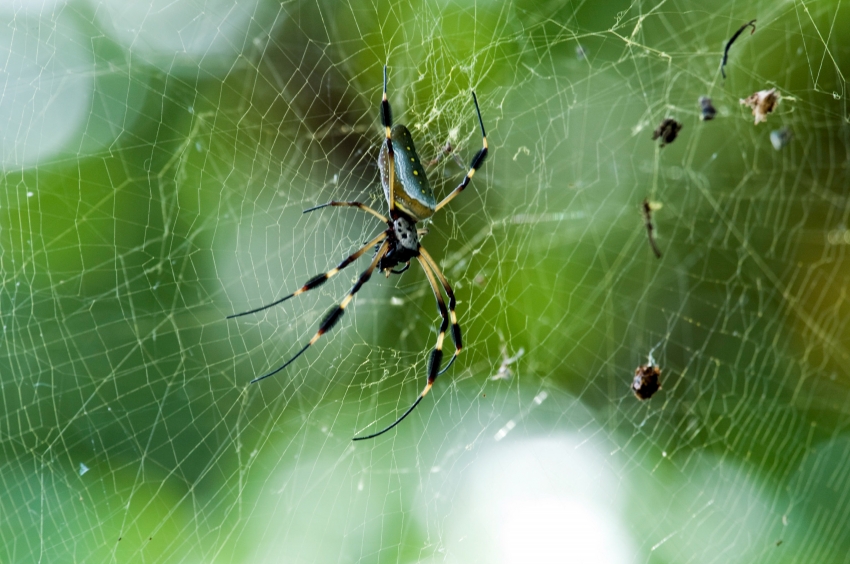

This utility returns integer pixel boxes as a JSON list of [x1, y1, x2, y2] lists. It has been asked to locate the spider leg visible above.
[[252, 240, 390, 384], [351, 255, 446, 441], [434, 91, 488, 212], [352, 394, 424, 441], [390, 262, 410, 275], [303, 201, 388, 223], [381, 65, 396, 213], [227, 231, 388, 319], [419, 247, 461, 375]]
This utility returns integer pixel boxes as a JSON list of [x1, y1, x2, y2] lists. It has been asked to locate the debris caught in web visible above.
[[720, 19, 756, 78], [575, 45, 588, 60], [641, 198, 662, 258], [426, 141, 465, 168], [490, 343, 525, 381], [770, 127, 792, 150], [632, 363, 662, 400], [740, 88, 780, 124], [699, 97, 717, 121], [652, 118, 683, 147]]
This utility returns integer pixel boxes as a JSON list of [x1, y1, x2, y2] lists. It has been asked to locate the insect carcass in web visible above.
[[641, 198, 662, 258], [720, 19, 756, 79], [652, 118, 683, 147], [632, 363, 661, 400], [698, 97, 717, 121], [770, 127, 792, 150], [740, 88, 780, 124]]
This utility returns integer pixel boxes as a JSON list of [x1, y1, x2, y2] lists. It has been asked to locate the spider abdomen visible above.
[[379, 124, 435, 221]]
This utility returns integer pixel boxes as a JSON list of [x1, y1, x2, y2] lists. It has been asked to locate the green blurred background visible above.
[[1, 0, 849, 562]]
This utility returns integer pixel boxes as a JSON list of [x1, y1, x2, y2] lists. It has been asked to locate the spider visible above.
[[228, 66, 488, 441]]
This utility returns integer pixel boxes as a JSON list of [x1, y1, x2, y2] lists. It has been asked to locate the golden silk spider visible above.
[[229, 66, 488, 440]]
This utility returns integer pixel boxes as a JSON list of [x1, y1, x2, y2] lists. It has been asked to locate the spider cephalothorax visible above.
[[229, 65, 488, 440], [377, 214, 420, 273]]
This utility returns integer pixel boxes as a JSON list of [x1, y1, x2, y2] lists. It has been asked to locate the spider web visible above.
[[2, 0, 849, 562]]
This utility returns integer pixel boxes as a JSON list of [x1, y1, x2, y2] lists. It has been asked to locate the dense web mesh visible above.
[[1, 0, 849, 562]]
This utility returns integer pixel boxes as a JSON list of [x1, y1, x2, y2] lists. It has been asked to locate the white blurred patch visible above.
[[94, 0, 263, 71], [427, 436, 637, 564], [0, 9, 92, 168], [502, 499, 625, 564], [5, 0, 68, 10]]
